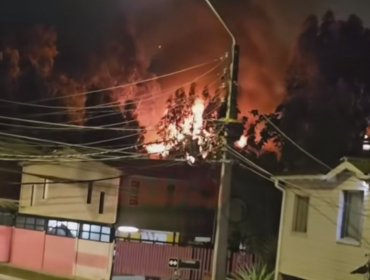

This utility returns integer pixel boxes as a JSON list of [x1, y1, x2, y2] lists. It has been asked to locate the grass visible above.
[[0, 263, 74, 280]]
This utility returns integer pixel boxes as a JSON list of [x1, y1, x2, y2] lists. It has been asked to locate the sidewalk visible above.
[[0, 275, 24, 280]]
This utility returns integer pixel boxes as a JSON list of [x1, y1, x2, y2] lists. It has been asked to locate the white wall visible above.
[[19, 161, 121, 224], [278, 175, 370, 280]]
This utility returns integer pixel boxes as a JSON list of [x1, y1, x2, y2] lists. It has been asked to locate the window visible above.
[[99, 192, 105, 214], [42, 179, 49, 200], [80, 223, 112, 242], [292, 195, 309, 233], [87, 182, 93, 204], [47, 220, 79, 238], [340, 191, 364, 241], [30, 184, 35, 206], [15, 215, 46, 231]]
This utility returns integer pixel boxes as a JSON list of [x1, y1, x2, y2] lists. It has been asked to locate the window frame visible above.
[[15, 215, 46, 231], [338, 190, 364, 245], [79, 223, 113, 243], [13, 214, 113, 243], [292, 194, 309, 234], [47, 219, 80, 238]]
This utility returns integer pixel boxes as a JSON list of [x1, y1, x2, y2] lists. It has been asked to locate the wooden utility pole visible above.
[[211, 43, 240, 280]]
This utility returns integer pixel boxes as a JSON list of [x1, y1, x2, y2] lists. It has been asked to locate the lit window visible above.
[[47, 220, 79, 238], [80, 223, 112, 243], [340, 191, 364, 241], [292, 195, 309, 233]]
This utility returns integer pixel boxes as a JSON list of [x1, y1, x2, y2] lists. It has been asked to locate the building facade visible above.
[[1, 159, 121, 280], [274, 158, 370, 280]]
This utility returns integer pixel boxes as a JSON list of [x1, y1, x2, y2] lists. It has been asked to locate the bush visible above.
[[228, 264, 274, 280]]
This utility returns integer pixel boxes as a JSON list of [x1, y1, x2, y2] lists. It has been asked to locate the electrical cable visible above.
[[228, 145, 370, 248], [261, 115, 332, 170], [0, 57, 226, 109]]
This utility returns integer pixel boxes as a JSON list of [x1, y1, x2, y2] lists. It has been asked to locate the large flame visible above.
[[145, 84, 223, 160]]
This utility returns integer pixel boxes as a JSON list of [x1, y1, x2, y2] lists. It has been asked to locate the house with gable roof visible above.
[[273, 157, 370, 280]]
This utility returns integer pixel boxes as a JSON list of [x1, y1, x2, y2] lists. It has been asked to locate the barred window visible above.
[[15, 215, 46, 231], [80, 223, 112, 243], [47, 219, 79, 238]]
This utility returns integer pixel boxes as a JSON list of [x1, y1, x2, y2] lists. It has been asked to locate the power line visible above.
[[261, 114, 331, 170], [228, 145, 370, 248], [19, 57, 226, 105]]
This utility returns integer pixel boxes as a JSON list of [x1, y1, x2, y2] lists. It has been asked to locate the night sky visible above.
[[0, 0, 369, 113]]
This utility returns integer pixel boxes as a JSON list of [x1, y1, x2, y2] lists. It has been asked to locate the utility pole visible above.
[[204, 1, 241, 279]]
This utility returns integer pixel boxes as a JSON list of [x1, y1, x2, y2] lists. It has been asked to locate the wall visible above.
[[75, 239, 114, 280], [278, 175, 369, 280], [8, 227, 113, 280], [43, 235, 76, 277], [117, 175, 216, 234], [19, 161, 121, 224], [10, 228, 45, 271], [0, 226, 12, 262]]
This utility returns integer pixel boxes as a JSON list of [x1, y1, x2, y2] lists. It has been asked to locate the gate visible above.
[[113, 240, 259, 280]]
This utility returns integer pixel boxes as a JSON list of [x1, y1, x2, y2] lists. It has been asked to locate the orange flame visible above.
[[145, 97, 208, 157]]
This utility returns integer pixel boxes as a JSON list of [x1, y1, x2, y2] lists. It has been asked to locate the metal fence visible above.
[[113, 240, 259, 280]]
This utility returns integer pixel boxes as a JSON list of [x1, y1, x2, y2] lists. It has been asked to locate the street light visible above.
[[204, 1, 240, 280]]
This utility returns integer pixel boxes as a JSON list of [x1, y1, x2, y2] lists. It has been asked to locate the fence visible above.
[[113, 240, 259, 280]]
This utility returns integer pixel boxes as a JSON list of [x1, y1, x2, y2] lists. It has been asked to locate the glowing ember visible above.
[[235, 135, 248, 149], [145, 143, 170, 157]]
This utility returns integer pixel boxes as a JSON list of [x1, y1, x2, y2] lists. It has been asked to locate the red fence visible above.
[[113, 240, 259, 280]]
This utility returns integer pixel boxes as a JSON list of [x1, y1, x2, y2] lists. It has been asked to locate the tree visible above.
[[82, 91, 144, 154], [150, 83, 224, 161], [241, 12, 370, 172]]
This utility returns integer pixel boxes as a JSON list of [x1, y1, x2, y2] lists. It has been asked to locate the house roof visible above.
[[274, 157, 370, 189]]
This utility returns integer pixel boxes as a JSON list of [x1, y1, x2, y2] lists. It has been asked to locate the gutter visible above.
[[273, 179, 286, 280]]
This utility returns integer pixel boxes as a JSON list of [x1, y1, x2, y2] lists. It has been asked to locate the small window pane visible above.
[[57, 228, 66, 236], [25, 224, 34, 230], [68, 222, 79, 231], [91, 225, 101, 233], [83, 224, 90, 231], [81, 232, 90, 239], [102, 227, 111, 234], [48, 220, 57, 227], [36, 226, 45, 231], [16, 216, 25, 224], [26, 217, 35, 224], [100, 234, 110, 242], [36, 219, 45, 226], [90, 233, 100, 241]]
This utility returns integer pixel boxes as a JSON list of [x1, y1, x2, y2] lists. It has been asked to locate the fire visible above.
[[235, 135, 248, 149], [145, 84, 224, 160]]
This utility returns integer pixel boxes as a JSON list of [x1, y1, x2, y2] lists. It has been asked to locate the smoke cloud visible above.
[[122, 0, 323, 116]]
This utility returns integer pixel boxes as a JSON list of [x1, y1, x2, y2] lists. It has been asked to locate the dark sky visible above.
[[0, 0, 370, 114]]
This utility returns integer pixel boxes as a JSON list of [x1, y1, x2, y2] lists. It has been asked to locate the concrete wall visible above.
[[0, 226, 12, 262], [10, 228, 45, 271], [278, 175, 369, 280], [19, 161, 121, 224], [75, 239, 114, 280], [43, 235, 76, 277], [8, 227, 113, 280]]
